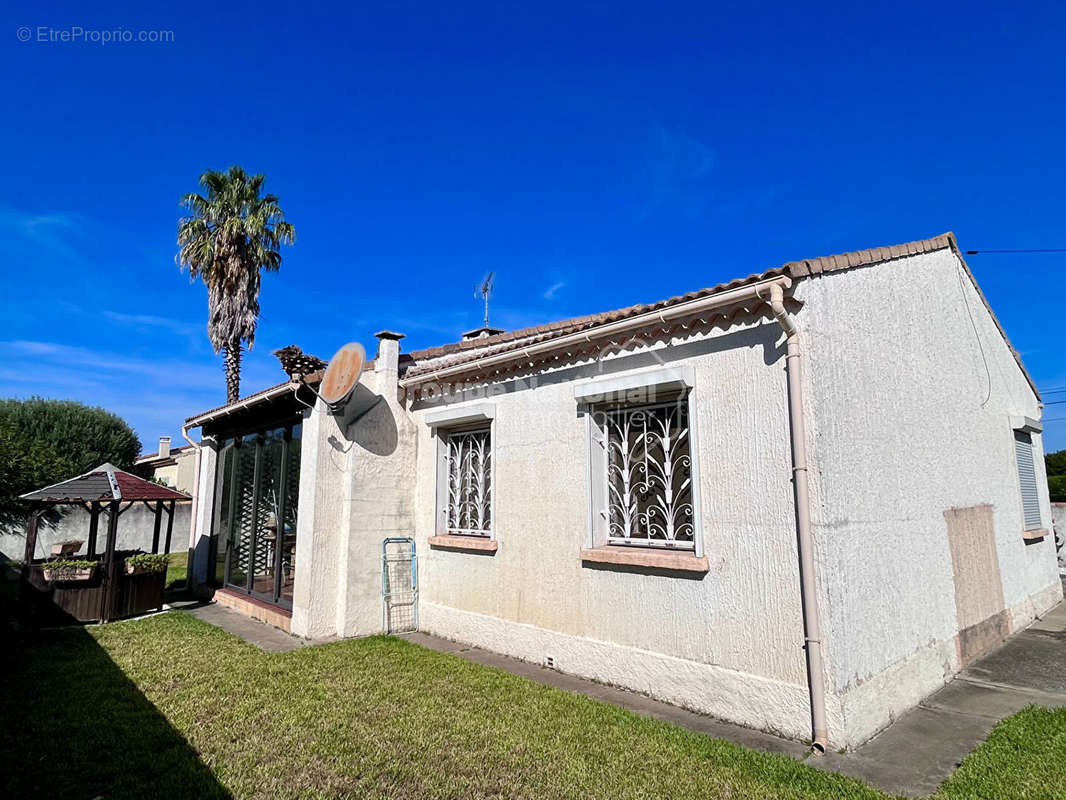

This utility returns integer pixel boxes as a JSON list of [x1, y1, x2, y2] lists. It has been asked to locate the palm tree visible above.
[[177, 166, 296, 403]]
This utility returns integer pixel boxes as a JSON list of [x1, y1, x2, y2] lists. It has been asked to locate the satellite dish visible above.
[[319, 342, 366, 406]]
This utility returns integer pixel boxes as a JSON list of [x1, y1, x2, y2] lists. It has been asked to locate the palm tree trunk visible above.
[[223, 343, 242, 403]]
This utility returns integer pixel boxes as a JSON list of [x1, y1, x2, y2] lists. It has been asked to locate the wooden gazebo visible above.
[[19, 463, 190, 623]]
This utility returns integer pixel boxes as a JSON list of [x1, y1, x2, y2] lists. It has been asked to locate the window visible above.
[[1014, 430, 1042, 531], [444, 426, 492, 536], [600, 401, 694, 550]]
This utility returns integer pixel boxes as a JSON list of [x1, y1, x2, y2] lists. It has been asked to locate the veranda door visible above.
[[220, 423, 301, 607]]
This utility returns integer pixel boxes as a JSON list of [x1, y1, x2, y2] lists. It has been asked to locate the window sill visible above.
[[429, 535, 498, 553], [580, 547, 708, 573], [1022, 528, 1049, 542]]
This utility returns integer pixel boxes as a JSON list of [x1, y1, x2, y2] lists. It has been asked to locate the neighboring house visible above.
[[134, 436, 197, 494], [181, 232, 1060, 751], [1053, 503, 1066, 571]]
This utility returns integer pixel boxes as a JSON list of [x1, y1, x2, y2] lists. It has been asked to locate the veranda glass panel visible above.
[[278, 423, 301, 605], [226, 436, 258, 588], [251, 428, 286, 600], [445, 428, 492, 536], [211, 439, 236, 585], [604, 402, 694, 549]]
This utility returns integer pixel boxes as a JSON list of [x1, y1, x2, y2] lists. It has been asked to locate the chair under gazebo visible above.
[[19, 462, 190, 623]]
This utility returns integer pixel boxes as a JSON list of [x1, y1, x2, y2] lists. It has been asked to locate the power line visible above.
[[965, 248, 1066, 255]]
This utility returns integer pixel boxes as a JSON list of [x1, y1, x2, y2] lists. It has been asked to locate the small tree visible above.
[[0, 397, 141, 521], [1047, 449, 1066, 502]]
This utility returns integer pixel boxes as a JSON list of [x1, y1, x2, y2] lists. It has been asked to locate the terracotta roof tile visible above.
[[403, 233, 958, 380]]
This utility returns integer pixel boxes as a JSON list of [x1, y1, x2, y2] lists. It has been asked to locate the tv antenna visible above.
[[475, 271, 495, 327]]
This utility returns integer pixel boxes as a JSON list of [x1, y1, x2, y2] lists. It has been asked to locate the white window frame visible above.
[[429, 403, 496, 539], [577, 366, 703, 556]]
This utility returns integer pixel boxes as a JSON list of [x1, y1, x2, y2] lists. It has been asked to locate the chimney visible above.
[[373, 330, 405, 390], [158, 436, 171, 459]]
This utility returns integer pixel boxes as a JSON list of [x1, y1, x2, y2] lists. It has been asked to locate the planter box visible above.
[[125, 563, 166, 576], [43, 565, 96, 582]]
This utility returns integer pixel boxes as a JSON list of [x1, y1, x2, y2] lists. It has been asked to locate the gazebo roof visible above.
[[19, 462, 190, 503]]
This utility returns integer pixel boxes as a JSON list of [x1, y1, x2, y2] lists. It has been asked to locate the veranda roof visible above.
[[19, 462, 190, 504]]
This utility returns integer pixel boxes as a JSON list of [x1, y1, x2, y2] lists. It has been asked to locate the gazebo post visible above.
[[23, 508, 41, 567], [163, 500, 175, 555], [100, 500, 120, 622], [86, 503, 100, 558], [151, 502, 163, 554]]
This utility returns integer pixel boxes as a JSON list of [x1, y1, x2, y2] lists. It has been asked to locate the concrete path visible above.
[[178, 600, 310, 652], [402, 596, 1066, 798], [821, 597, 1066, 796]]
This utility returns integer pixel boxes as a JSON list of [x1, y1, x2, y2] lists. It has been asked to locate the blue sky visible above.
[[2, 0, 1064, 452]]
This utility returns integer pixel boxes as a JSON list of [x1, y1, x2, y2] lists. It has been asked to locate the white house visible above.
[[181, 232, 1060, 750]]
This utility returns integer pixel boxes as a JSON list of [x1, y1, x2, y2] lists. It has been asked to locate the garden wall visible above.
[[0, 503, 191, 562]]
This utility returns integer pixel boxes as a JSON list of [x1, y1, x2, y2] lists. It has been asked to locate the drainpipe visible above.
[[181, 422, 201, 593], [758, 282, 828, 753]]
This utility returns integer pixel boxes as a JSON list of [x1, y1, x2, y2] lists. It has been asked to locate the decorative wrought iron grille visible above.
[[445, 428, 492, 535], [602, 401, 694, 549]]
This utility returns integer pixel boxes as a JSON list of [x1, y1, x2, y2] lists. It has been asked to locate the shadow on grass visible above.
[[0, 626, 230, 799]]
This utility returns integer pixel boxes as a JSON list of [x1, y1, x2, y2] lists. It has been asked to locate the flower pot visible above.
[[43, 565, 95, 582]]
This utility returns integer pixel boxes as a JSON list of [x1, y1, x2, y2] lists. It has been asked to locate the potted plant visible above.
[[42, 559, 97, 582], [125, 553, 169, 575]]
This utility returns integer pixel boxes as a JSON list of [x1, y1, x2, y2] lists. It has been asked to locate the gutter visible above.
[[756, 281, 828, 752], [400, 276, 795, 387]]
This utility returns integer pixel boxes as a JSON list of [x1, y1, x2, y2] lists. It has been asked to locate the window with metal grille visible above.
[[444, 427, 492, 536], [1015, 430, 1042, 530], [602, 401, 694, 549]]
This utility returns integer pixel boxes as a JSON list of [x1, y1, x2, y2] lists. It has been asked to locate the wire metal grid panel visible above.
[[382, 538, 417, 633]]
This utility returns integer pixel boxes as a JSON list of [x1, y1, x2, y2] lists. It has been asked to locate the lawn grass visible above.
[[164, 551, 188, 590], [2, 612, 1065, 799]]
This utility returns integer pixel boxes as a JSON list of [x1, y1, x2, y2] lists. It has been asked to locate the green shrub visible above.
[[125, 553, 170, 574], [0, 397, 140, 519]]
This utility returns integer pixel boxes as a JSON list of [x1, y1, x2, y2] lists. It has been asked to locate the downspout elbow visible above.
[[767, 282, 798, 340]]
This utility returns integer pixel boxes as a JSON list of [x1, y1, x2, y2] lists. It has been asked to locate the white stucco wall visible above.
[[290, 345, 418, 640], [796, 247, 1061, 746], [409, 321, 815, 740]]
